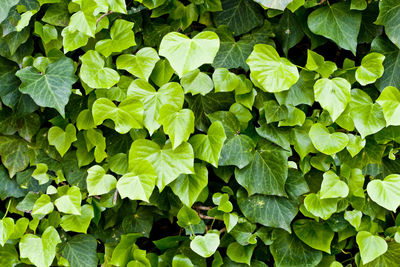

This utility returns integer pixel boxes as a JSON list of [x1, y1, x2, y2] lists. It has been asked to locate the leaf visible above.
[[0, 136, 30, 177], [54, 186, 82, 215], [344, 210, 362, 230], [304, 193, 338, 220], [60, 234, 98, 267], [19, 226, 61, 267], [307, 2, 361, 54], [95, 19, 136, 57], [293, 219, 334, 253], [227, 242, 256, 265], [190, 230, 220, 258], [116, 47, 159, 81], [253, 0, 294, 10], [159, 31, 220, 77], [127, 80, 184, 135], [0, 218, 14, 246], [15, 57, 77, 116], [320, 171, 349, 199], [376, 86, 400, 126], [177, 205, 200, 227], [189, 121, 226, 167], [356, 231, 388, 264], [213, 68, 239, 93], [48, 124, 77, 157], [116, 160, 156, 202], [346, 134, 365, 157], [110, 233, 142, 266], [349, 89, 386, 139], [375, 0, 400, 49], [181, 69, 214, 96], [246, 44, 299, 93], [79, 50, 120, 89], [32, 195, 54, 216], [60, 204, 94, 233], [360, 242, 400, 267], [129, 139, 194, 191], [214, 0, 263, 36], [275, 10, 305, 55], [158, 105, 195, 149], [170, 163, 208, 207], [0, 0, 19, 24], [313, 78, 351, 122], [270, 229, 323, 267], [235, 141, 288, 197], [309, 123, 349, 155], [92, 98, 143, 134], [355, 52, 385, 85], [0, 244, 19, 267], [367, 174, 400, 211], [305, 50, 337, 78], [86, 165, 117, 196]]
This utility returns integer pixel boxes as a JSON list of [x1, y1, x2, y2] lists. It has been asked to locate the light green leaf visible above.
[[355, 53, 385, 85], [293, 219, 334, 253], [150, 59, 174, 87], [305, 50, 337, 78], [181, 69, 214, 96], [159, 31, 220, 77], [346, 134, 365, 157], [32, 195, 54, 216], [110, 233, 142, 266], [76, 109, 95, 130], [129, 139, 194, 191], [309, 123, 349, 155], [213, 193, 233, 212], [60, 204, 94, 233], [19, 226, 61, 267], [227, 242, 256, 265], [344, 210, 362, 230], [253, 0, 294, 10], [307, 2, 361, 54], [95, 19, 136, 57], [60, 234, 98, 267], [32, 163, 50, 185], [313, 78, 351, 122], [61, 27, 89, 53], [219, 134, 255, 168], [15, 57, 77, 116], [190, 230, 220, 258], [376, 0, 400, 49], [92, 98, 143, 134], [177, 205, 200, 227], [304, 193, 338, 220], [223, 213, 238, 233], [79, 50, 120, 89], [246, 44, 299, 93], [158, 105, 195, 149], [170, 163, 208, 207], [349, 89, 386, 139], [54, 186, 82, 215], [0, 244, 19, 267], [86, 165, 117, 196], [48, 124, 77, 157], [117, 160, 156, 202], [116, 48, 159, 81], [367, 174, 400, 211], [376, 86, 400, 126], [127, 80, 184, 135], [0, 0, 19, 24], [68, 5, 96, 37], [0, 218, 14, 246], [189, 121, 226, 167], [320, 171, 349, 199], [360, 242, 400, 266], [356, 231, 388, 264], [213, 68, 239, 92]]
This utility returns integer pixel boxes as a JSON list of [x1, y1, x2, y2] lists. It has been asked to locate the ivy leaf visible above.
[[92, 98, 144, 134], [190, 230, 220, 258], [307, 2, 361, 54], [367, 174, 400, 211], [158, 105, 195, 150], [61, 28, 89, 53], [319, 171, 349, 199], [54, 186, 82, 215], [234, 141, 288, 197], [68, 2, 96, 37], [19, 226, 61, 267], [159, 31, 220, 77], [314, 78, 351, 122], [293, 219, 334, 253], [189, 121, 226, 167], [0, 136, 30, 178], [60, 204, 94, 233], [32, 195, 54, 216], [116, 48, 159, 81], [213, 68, 239, 93], [95, 19, 136, 57], [226, 242, 256, 265], [0, 57, 20, 98], [79, 50, 120, 89], [246, 44, 299, 93], [0, 0, 19, 24], [375, 0, 400, 49], [361, 242, 400, 266], [305, 50, 337, 78], [344, 210, 362, 230], [304, 193, 338, 220], [86, 165, 117, 196], [0, 218, 14, 246], [309, 123, 349, 155], [129, 139, 194, 191], [355, 52, 385, 85], [48, 124, 77, 157], [181, 69, 214, 96], [116, 160, 157, 202], [376, 86, 400, 126], [356, 231, 388, 264], [170, 163, 208, 207], [346, 134, 365, 157], [128, 80, 184, 135], [60, 234, 98, 267], [349, 89, 385, 139], [15, 57, 77, 117], [253, 0, 294, 10]]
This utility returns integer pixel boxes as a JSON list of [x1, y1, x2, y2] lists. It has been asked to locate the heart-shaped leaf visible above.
[[54, 186, 82, 215], [376, 86, 400, 126], [190, 230, 220, 258], [367, 174, 400, 211], [213, 68, 239, 92], [344, 210, 362, 231], [116, 47, 159, 81], [48, 124, 77, 157], [60, 204, 94, 234], [253, 0, 294, 10], [355, 52, 385, 85], [309, 123, 349, 155], [320, 171, 349, 199], [304, 193, 338, 220], [32, 195, 54, 216], [0, 218, 14, 246], [159, 31, 220, 77], [181, 69, 214, 96], [293, 219, 334, 253], [356, 231, 388, 264], [87, 165, 117, 196], [346, 134, 365, 157]]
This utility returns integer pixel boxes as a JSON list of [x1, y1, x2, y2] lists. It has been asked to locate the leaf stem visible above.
[[295, 65, 308, 71], [3, 199, 12, 219], [96, 11, 114, 26]]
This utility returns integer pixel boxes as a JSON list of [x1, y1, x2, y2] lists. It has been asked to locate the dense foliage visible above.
[[1, 0, 400, 266]]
